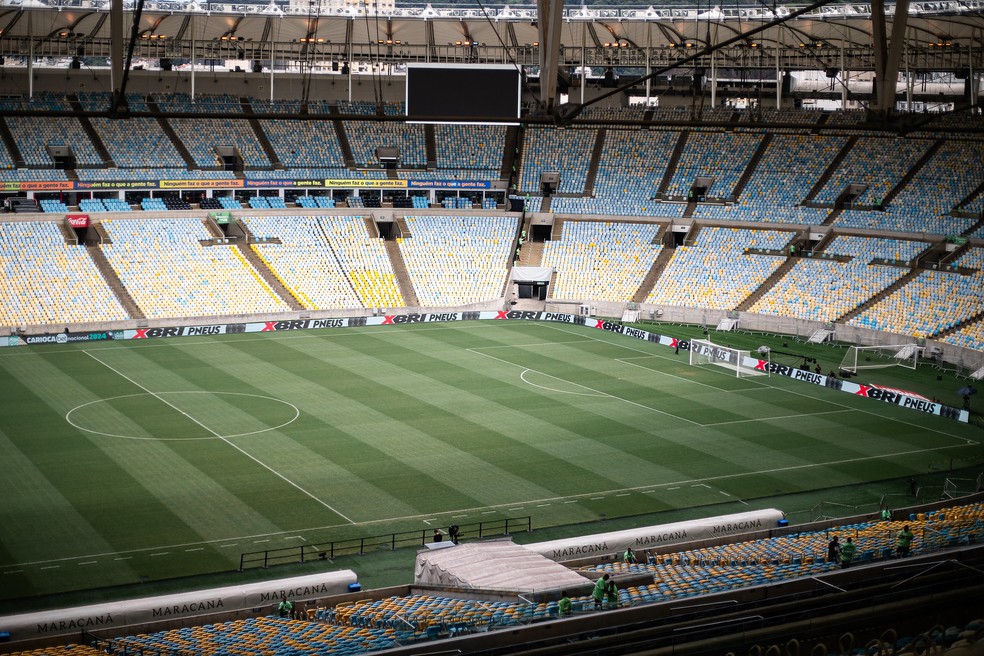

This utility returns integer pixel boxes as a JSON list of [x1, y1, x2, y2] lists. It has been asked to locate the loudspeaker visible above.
[[332, 61, 339, 71], [69, 57, 81, 70], [160, 58, 173, 71], [825, 67, 840, 78], [252, 60, 262, 73]]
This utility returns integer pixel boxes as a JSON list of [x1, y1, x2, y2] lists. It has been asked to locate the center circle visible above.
[[65, 391, 301, 441]]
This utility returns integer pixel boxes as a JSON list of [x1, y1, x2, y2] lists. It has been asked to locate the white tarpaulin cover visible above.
[[414, 540, 592, 592], [511, 266, 553, 283], [525, 508, 786, 562]]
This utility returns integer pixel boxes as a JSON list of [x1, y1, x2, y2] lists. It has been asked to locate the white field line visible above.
[[82, 349, 355, 524]]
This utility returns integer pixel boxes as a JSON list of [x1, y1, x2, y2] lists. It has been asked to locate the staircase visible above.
[[518, 240, 544, 266], [803, 135, 858, 204], [68, 95, 114, 166], [731, 133, 772, 200], [363, 217, 380, 239], [552, 218, 564, 240], [835, 268, 920, 323], [0, 117, 25, 167], [657, 130, 690, 196], [147, 97, 197, 169], [820, 208, 843, 226], [963, 216, 984, 238], [932, 309, 984, 341], [631, 247, 676, 304], [540, 196, 552, 213], [57, 221, 78, 244], [393, 216, 412, 239], [233, 221, 305, 311], [582, 128, 607, 197], [332, 119, 356, 168], [424, 124, 437, 170], [87, 245, 145, 320], [384, 240, 419, 307], [956, 178, 984, 213], [682, 200, 698, 218], [241, 99, 283, 169], [881, 139, 944, 206], [735, 255, 797, 311], [501, 125, 522, 181]]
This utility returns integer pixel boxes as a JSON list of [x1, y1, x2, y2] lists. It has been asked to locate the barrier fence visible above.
[[239, 516, 532, 571]]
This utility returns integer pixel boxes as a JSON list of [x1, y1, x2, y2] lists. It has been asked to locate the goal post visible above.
[[689, 339, 769, 377], [839, 343, 921, 374]]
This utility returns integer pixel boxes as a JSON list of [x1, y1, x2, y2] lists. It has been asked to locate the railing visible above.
[[239, 516, 531, 570]]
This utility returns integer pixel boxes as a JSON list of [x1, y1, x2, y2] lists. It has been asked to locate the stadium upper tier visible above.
[[0, 97, 980, 239]]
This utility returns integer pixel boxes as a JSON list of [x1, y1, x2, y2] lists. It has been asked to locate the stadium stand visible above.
[[260, 119, 346, 169], [9, 500, 982, 656], [750, 236, 927, 322], [540, 220, 663, 301], [39, 199, 69, 213], [0, 93, 102, 167], [400, 215, 518, 306], [243, 214, 403, 310], [693, 133, 848, 223], [849, 247, 984, 338], [100, 217, 291, 318], [665, 132, 762, 199], [344, 121, 426, 168], [551, 129, 680, 217], [79, 92, 185, 169], [518, 126, 596, 195], [433, 124, 506, 179], [646, 227, 791, 309], [0, 221, 129, 326], [815, 136, 931, 206]]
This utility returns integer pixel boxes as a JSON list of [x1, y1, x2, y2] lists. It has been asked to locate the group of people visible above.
[[432, 524, 461, 544], [827, 523, 915, 568], [590, 574, 620, 610]]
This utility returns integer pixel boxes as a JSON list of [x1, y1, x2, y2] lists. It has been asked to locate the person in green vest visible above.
[[624, 547, 637, 564], [278, 596, 294, 618], [558, 591, 573, 617], [592, 574, 610, 610], [881, 507, 892, 521], [605, 577, 619, 608], [840, 537, 856, 568], [896, 525, 915, 557]]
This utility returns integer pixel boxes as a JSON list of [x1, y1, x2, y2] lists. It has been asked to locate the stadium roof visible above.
[[0, 0, 980, 118], [1, 1, 982, 60]]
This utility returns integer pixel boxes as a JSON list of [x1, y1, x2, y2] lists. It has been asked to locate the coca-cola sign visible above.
[[67, 214, 89, 228]]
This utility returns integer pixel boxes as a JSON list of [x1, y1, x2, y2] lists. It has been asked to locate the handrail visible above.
[[239, 515, 531, 570]]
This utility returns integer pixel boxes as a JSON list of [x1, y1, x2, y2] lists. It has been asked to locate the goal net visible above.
[[689, 339, 768, 377], [839, 344, 921, 374]]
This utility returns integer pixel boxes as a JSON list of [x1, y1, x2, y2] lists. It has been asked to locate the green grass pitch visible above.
[[1, 320, 981, 601]]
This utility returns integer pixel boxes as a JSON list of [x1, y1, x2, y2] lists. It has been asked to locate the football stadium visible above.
[[1, 0, 984, 652]]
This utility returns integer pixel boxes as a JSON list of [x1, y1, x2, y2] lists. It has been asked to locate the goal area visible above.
[[689, 339, 769, 377], [839, 343, 921, 374]]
